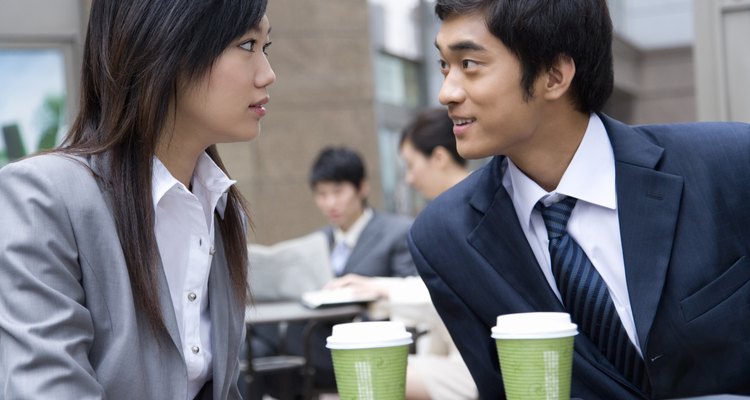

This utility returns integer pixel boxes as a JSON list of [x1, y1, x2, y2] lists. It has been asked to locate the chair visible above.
[[243, 321, 308, 400]]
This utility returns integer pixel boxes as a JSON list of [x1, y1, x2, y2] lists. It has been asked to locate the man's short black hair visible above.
[[435, 0, 614, 113], [309, 147, 367, 190]]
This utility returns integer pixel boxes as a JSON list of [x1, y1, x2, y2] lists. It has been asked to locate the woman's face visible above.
[[173, 15, 275, 148], [400, 140, 443, 200]]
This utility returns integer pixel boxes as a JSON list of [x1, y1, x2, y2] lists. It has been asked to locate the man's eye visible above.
[[462, 60, 478, 68], [239, 40, 256, 52], [438, 59, 449, 73]]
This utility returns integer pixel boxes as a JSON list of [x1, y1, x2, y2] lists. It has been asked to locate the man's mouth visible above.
[[452, 117, 476, 126]]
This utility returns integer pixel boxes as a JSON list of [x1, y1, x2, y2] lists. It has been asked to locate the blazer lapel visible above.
[[602, 114, 683, 349], [466, 158, 563, 312]]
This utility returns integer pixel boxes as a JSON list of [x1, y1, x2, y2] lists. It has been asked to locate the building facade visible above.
[[1, 0, 746, 245]]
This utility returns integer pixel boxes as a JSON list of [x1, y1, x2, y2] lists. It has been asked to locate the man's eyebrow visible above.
[[434, 40, 486, 53]]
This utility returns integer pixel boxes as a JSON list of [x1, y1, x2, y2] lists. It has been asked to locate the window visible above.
[[0, 48, 69, 166], [374, 52, 422, 107]]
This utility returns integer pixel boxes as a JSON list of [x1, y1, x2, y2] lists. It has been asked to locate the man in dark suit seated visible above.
[[408, 0, 750, 399], [252, 146, 417, 398]]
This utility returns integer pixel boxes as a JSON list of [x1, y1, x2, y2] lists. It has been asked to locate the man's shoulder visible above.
[[411, 162, 491, 243], [629, 119, 750, 148]]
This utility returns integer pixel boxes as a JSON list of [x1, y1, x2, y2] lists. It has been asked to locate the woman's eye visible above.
[[262, 42, 272, 55], [239, 40, 256, 52]]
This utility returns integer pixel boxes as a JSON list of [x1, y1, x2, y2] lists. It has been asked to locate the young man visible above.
[[408, 1, 750, 399], [310, 146, 417, 278]]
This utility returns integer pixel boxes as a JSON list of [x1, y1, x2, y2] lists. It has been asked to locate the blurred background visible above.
[[1, 0, 748, 244]]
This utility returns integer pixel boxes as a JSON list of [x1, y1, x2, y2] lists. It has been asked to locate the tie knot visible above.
[[537, 197, 577, 239]]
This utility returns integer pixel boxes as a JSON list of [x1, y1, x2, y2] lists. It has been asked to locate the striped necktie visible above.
[[538, 197, 650, 392]]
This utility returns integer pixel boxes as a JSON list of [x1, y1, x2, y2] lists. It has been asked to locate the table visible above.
[[245, 301, 366, 325], [244, 301, 367, 399]]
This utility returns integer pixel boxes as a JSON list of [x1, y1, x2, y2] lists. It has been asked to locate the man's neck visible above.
[[509, 110, 590, 192]]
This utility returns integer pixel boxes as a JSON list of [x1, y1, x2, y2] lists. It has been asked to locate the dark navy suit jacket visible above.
[[408, 114, 750, 399]]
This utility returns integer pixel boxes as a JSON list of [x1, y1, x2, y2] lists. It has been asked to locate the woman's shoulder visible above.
[[0, 153, 101, 200], [1, 153, 91, 178]]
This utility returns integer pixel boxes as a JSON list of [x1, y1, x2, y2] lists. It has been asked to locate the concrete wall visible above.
[[693, 0, 750, 122], [218, 0, 380, 245], [608, 36, 696, 125]]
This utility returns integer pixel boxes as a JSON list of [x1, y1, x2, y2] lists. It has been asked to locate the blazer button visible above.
[[209, 246, 216, 255], [188, 292, 197, 302], [191, 346, 200, 354]]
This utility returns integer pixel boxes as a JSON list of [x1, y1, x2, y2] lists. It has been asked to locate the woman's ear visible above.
[[542, 55, 576, 101]]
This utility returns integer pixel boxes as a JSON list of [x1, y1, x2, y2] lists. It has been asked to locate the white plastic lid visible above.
[[491, 312, 578, 339], [326, 321, 413, 349]]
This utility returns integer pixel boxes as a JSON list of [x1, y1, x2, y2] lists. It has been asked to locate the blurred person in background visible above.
[[326, 108, 477, 399], [0, 0, 275, 398], [252, 146, 417, 397]]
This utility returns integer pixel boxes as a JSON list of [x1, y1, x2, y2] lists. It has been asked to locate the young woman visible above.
[[0, 0, 274, 398]]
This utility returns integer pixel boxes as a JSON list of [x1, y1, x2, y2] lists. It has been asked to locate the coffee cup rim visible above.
[[491, 312, 579, 339], [326, 321, 413, 349]]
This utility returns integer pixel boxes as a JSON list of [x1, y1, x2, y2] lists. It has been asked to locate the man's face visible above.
[[313, 181, 367, 232], [435, 13, 546, 160]]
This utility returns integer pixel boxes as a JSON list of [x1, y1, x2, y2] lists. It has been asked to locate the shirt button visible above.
[[188, 292, 197, 302], [191, 346, 200, 354], [209, 246, 216, 255]]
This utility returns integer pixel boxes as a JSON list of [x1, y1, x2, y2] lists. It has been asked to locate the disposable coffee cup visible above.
[[491, 312, 578, 400], [326, 321, 413, 400]]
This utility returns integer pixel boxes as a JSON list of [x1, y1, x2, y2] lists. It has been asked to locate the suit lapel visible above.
[[208, 226, 236, 399], [466, 158, 563, 312], [602, 114, 683, 349], [344, 212, 381, 273], [155, 255, 186, 356]]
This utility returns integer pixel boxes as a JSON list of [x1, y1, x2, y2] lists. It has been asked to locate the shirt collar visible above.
[[151, 153, 236, 218], [191, 152, 236, 218], [505, 113, 616, 227], [333, 207, 374, 249]]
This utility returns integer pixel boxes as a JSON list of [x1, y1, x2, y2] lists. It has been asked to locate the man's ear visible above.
[[542, 55, 576, 101], [359, 179, 370, 199]]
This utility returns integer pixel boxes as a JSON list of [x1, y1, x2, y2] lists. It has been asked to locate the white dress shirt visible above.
[[331, 207, 373, 274], [501, 113, 642, 354], [152, 154, 235, 399]]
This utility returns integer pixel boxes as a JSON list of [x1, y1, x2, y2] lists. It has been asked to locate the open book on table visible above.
[[301, 288, 378, 309]]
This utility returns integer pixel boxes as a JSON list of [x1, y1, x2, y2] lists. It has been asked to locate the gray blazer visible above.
[[324, 210, 417, 278], [0, 154, 245, 399]]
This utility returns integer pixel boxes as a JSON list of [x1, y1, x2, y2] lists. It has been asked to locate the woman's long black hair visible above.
[[62, 0, 268, 333]]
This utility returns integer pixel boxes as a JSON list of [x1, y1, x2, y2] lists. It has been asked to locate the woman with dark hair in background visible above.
[[0, 0, 274, 398], [400, 107, 469, 201]]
